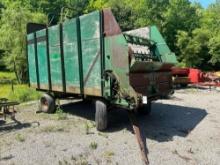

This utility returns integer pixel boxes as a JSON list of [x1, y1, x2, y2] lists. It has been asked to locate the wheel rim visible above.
[[40, 97, 49, 112]]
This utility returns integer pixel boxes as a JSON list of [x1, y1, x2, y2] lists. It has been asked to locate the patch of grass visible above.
[[84, 121, 95, 135], [84, 122, 90, 135], [55, 107, 67, 120], [58, 154, 88, 165], [103, 151, 115, 158], [15, 133, 25, 142], [0, 71, 16, 81], [0, 84, 41, 102], [40, 125, 66, 133], [103, 151, 114, 164], [89, 142, 98, 150], [98, 132, 108, 138]]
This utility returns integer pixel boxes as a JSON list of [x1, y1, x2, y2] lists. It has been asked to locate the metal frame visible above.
[[34, 32, 40, 89], [76, 17, 84, 96], [46, 28, 52, 91], [59, 23, 66, 93], [100, 10, 105, 97]]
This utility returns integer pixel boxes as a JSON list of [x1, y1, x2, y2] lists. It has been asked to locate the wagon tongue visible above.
[[130, 61, 173, 73]]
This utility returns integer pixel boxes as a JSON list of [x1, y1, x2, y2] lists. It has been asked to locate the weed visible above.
[[84, 121, 95, 134], [56, 107, 67, 120], [89, 142, 98, 150], [41, 125, 65, 133], [104, 151, 115, 157], [59, 154, 88, 165], [98, 132, 108, 138], [103, 151, 114, 164], [84, 122, 90, 135], [15, 134, 25, 142]]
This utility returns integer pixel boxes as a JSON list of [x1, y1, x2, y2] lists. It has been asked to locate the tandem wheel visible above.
[[95, 100, 108, 131], [38, 93, 56, 113]]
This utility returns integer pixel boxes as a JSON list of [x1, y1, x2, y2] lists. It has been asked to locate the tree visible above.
[[0, 1, 47, 83], [176, 1, 220, 70]]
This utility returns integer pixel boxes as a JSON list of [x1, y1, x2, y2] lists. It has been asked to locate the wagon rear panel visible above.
[[27, 33, 38, 88], [36, 29, 49, 90]]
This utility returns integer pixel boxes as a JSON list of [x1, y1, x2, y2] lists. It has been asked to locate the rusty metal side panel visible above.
[[129, 72, 172, 97], [103, 9, 121, 37], [48, 25, 63, 92], [80, 11, 102, 96]]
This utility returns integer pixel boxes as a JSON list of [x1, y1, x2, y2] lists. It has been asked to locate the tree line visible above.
[[0, 0, 219, 83]]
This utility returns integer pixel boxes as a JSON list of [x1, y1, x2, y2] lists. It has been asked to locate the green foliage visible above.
[[209, 34, 220, 64], [0, 1, 47, 83], [176, 2, 220, 70], [0, 84, 41, 102], [0, 71, 16, 81], [0, 0, 220, 77], [162, 0, 200, 52]]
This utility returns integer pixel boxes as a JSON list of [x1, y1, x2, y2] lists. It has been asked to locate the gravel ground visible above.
[[0, 88, 220, 165]]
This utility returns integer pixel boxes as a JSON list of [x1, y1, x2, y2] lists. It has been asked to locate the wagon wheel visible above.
[[95, 100, 108, 131], [38, 93, 56, 113]]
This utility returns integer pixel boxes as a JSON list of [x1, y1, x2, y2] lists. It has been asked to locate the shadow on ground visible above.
[[0, 118, 39, 135], [61, 100, 207, 142]]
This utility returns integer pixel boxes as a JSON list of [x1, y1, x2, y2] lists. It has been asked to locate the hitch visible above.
[[128, 111, 149, 165]]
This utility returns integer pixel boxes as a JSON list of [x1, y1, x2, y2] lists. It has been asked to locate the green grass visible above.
[[0, 71, 16, 81], [89, 142, 98, 150], [0, 84, 41, 102], [0, 71, 41, 102], [15, 133, 25, 142]]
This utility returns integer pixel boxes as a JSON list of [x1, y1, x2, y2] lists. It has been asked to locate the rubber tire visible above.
[[95, 100, 108, 131], [38, 93, 55, 113], [138, 101, 152, 115]]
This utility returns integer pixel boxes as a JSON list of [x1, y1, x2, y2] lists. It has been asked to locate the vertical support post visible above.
[[76, 17, 84, 96], [100, 11, 105, 97], [59, 23, 66, 93], [46, 28, 52, 91], [34, 32, 40, 89]]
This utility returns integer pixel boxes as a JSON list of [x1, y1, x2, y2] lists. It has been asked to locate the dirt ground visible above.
[[0, 88, 220, 165]]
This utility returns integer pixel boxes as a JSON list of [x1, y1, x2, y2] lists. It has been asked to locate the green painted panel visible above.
[[27, 33, 34, 40], [150, 26, 177, 63], [36, 29, 49, 89], [27, 33, 37, 85], [63, 18, 80, 92], [80, 11, 101, 95], [48, 25, 63, 91], [104, 35, 131, 97]]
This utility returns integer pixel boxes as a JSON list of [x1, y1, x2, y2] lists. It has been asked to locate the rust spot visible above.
[[52, 85, 63, 92], [111, 38, 128, 69], [103, 9, 122, 37], [84, 87, 102, 96], [66, 86, 80, 94], [129, 72, 172, 96], [39, 84, 49, 90]]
